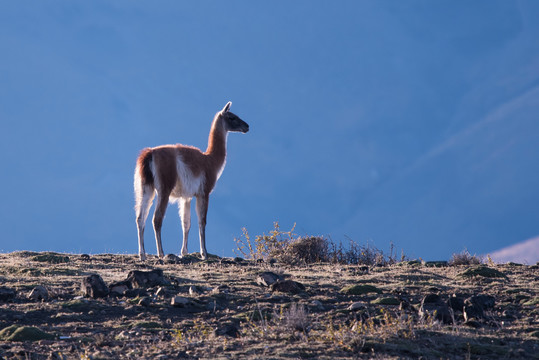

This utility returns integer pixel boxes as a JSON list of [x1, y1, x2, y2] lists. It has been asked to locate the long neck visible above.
[[205, 114, 227, 167]]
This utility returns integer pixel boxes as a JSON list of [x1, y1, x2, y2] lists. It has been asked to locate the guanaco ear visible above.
[[222, 101, 232, 113]]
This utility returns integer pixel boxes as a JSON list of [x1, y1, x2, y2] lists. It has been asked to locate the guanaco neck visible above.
[[205, 114, 227, 168]]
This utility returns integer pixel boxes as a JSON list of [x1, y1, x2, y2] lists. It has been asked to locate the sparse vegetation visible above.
[[449, 248, 482, 265], [0, 230, 537, 359], [234, 222, 398, 266]]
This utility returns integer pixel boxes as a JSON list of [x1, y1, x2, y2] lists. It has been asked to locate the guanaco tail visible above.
[[134, 102, 249, 260]]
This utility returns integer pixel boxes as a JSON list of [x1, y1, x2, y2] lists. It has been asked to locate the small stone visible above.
[[81, 274, 109, 299], [171, 296, 190, 307], [164, 254, 180, 264], [28, 286, 48, 301], [256, 272, 283, 287], [463, 303, 483, 322], [156, 287, 168, 297], [211, 285, 231, 294], [469, 294, 495, 310], [348, 302, 367, 311], [214, 321, 240, 337], [271, 280, 305, 294], [109, 280, 132, 296], [424, 261, 448, 267], [189, 286, 201, 296], [419, 295, 453, 324], [138, 297, 151, 307], [447, 295, 465, 312], [311, 300, 325, 310], [80, 254, 91, 261], [423, 294, 441, 304], [125, 288, 148, 298]]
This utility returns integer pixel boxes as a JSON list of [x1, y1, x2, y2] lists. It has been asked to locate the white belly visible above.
[[170, 156, 204, 199]]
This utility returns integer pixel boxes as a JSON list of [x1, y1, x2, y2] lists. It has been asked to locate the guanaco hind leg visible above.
[[152, 190, 171, 259], [135, 184, 155, 261]]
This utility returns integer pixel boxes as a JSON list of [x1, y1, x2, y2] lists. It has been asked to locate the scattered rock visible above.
[[171, 296, 190, 307], [178, 254, 202, 264], [358, 266, 369, 273], [214, 321, 240, 337], [125, 288, 149, 298], [127, 269, 165, 288], [27, 285, 48, 301], [424, 261, 448, 267], [109, 280, 132, 296], [400, 260, 421, 266], [448, 295, 466, 312], [311, 299, 325, 311], [271, 280, 305, 294], [419, 294, 453, 324], [463, 302, 483, 322], [340, 284, 382, 295], [189, 286, 202, 296], [348, 301, 367, 311], [138, 297, 151, 307], [164, 254, 180, 264], [257, 271, 284, 287], [0, 287, 16, 301], [422, 294, 442, 304], [212, 284, 231, 294], [469, 294, 495, 310], [80, 254, 91, 261], [156, 287, 169, 297], [81, 274, 109, 299], [0, 325, 55, 341]]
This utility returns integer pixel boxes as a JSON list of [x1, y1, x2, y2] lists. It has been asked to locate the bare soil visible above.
[[0, 251, 537, 359]]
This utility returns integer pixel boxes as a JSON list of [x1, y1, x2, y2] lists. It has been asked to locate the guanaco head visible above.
[[220, 101, 249, 133]]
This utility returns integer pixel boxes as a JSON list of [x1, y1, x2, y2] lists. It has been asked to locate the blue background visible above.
[[1, 1, 538, 260]]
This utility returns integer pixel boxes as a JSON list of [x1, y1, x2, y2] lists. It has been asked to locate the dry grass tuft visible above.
[[449, 249, 482, 266]]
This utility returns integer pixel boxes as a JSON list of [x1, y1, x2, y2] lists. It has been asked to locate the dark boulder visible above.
[[271, 280, 305, 294], [257, 272, 284, 287], [81, 274, 109, 299], [127, 269, 165, 288]]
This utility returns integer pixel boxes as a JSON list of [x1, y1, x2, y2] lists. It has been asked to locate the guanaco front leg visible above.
[[196, 194, 209, 260], [179, 197, 192, 257]]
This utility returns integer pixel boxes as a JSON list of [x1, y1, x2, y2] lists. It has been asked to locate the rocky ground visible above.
[[0, 251, 537, 359]]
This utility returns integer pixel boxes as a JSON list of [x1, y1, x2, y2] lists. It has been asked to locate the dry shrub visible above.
[[233, 222, 296, 261], [235, 223, 397, 266], [449, 249, 482, 266], [280, 303, 309, 333], [280, 236, 329, 264], [328, 237, 396, 266]]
